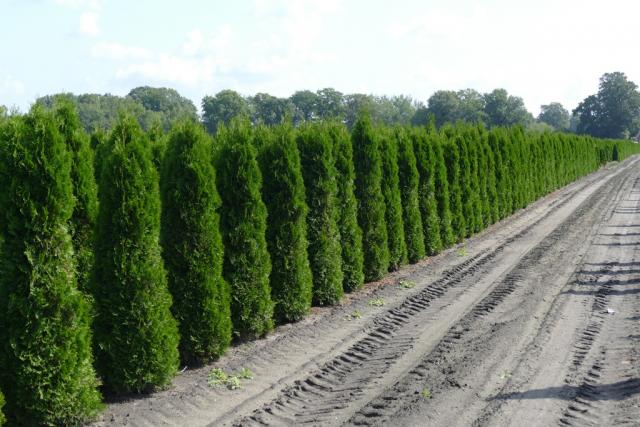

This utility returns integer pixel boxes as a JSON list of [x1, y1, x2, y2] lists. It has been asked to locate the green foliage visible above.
[[538, 102, 570, 131], [297, 124, 344, 305], [37, 89, 197, 133], [215, 122, 274, 339], [379, 129, 408, 270], [92, 114, 179, 393], [202, 90, 252, 134], [351, 114, 389, 281], [257, 124, 313, 322], [459, 127, 483, 234], [413, 128, 445, 254], [127, 86, 198, 132], [160, 120, 232, 364], [574, 72, 640, 139], [0, 390, 4, 426], [53, 99, 99, 294], [395, 128, 426, 263], [328, 122, 365, 292], [0, 108, 102, 425], [148, 118, 167, 171], [430, 132, 456, 247], [442, 137, 466, 243]]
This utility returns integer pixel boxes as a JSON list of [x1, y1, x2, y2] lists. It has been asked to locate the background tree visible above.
[[351, 114, 389, 281], [328, 122, 365, 292], [537, 102, 570, 130], [0, 108, 102, 424], [426, 90, 461, 128], [257, 125, 313, 321], [297, 124, 344, 305], [457, 89, 487, 123], [127, 86, 198, 131], [316, 88, 345, 119], [215, 122, 274, 339], [160, 120, 232, 364], [344, 93, 376, 129], [574, 72, 640, 139], [202, 90, 252, 134], [483, 89, 534, 128], [92, 114, 179, 393], [0, 390, 4, 426], [290, 90, 319, 124], [252, 93, 294, 125]]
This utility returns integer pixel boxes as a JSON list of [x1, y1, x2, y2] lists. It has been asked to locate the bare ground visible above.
[[94, 157, 640, 427]]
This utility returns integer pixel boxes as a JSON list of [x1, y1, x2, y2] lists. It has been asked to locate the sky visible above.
[[1, 0, 639, 115]]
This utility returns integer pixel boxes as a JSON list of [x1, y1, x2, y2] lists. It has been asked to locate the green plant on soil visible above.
[[351, 114, 389, 281], [297, 124, 344, 306], [160, 119, 232, 364], [92, 113, 180, 394], [257, 124, 313, 323], [0, 107, 102, 425], [368, 298, 385, 307], [214, 121, 274, 340]]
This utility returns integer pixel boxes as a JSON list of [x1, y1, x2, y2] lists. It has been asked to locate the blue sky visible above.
[[1, 0, 639, 115]]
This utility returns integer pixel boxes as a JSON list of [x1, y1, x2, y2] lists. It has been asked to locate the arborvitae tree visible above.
[[395, 127, 425, 263], [91, 128, 109, 182], [379, 129, 407, 270], [148, 119, 167, 172], [297, 124, 344, 305], [482, 134, 499, 225], [489, 130, 507, 220], [53, 99, 99, 294], [92, 114, 179, 393], [352, 115, 389, 281], [431, 132, 456, 247], [0, 108, 102, 424], [328, 122, 364, 292], [443, 138, 466, 242], [464, 128, 483, 233], [456, 132, 476, 238], [215, 122, 274, 339], [160, 120, 231, 364], [413, 128, 444, 255], [257, 124, 313, 322]]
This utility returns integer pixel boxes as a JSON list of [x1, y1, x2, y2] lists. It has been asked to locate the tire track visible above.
[[231, 160, 631, 427], [346, 158, 630, 426], [557, 174, 640, 426]]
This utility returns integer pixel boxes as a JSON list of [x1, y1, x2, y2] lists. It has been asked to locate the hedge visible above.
[[160, 120, 232, 364]]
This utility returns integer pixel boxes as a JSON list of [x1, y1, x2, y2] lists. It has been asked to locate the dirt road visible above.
[[95, 157, 640, 427]]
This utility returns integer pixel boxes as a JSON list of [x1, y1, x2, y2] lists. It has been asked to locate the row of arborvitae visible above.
[[1, 104, 639, 425]]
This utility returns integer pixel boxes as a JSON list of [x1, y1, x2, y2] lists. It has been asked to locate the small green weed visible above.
[[457, 246, 468, 257], [368, 298, 385, 307], [421, 387, 432, 399], [208, 367, 254, 390], [399, 280, 416, 289], [499, 370, 512, 380], [345, 310, 362, 320]]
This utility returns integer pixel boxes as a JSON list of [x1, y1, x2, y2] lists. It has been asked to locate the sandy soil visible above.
[[93, 156, 640, 427]]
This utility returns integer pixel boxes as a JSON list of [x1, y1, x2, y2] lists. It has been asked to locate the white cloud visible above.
[[54, 0, 104, 37], [0, 74, 25, 96], [115, 54, 218, 87], [91, 42, 152, 60], [80, 11, 100, 36]]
